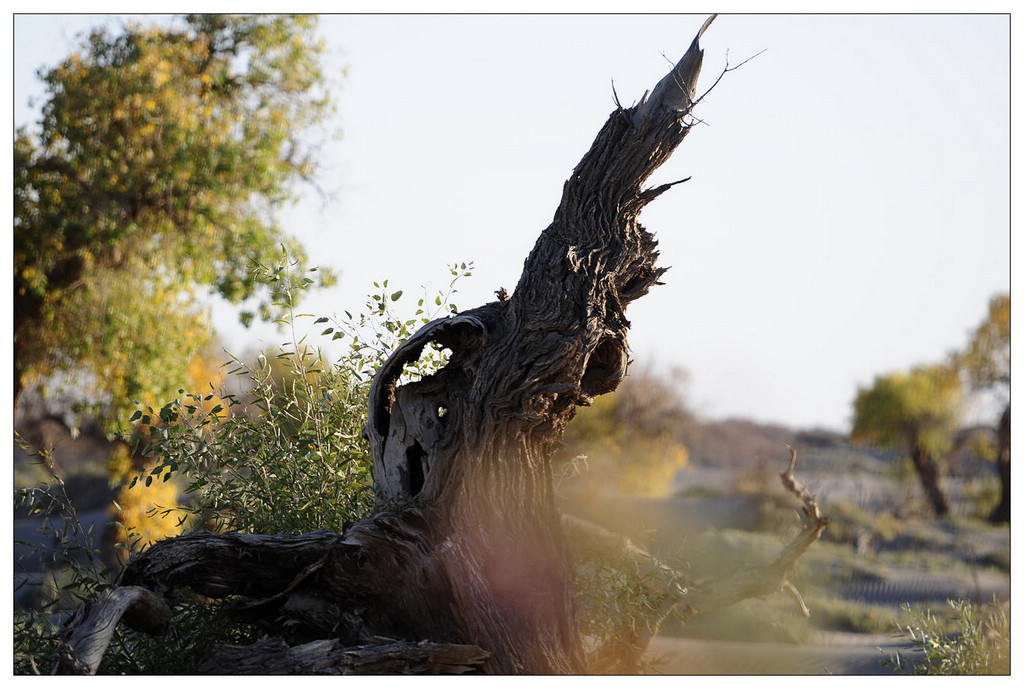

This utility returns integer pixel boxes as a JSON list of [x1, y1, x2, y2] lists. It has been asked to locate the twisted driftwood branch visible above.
[[569, 446, 828, 672], [674, 446, 829, 618], [55, 586, 170, 675]]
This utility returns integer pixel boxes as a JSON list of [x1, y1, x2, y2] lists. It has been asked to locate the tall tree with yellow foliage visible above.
[[852, 364, 963, 517], [852, 295, 1009, 521], [14, 15, 335, 428], [959, 295, 1010, 523]]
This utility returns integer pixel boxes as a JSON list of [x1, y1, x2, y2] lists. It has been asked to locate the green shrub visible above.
[[14, 455, 117, 674], [887, 598, 1009, 675], [125, 256, 473, 536]]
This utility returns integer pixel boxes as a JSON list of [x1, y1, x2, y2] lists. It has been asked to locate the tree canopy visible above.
[[851, 363, 963, 516], [851, 294, 1009, 456], [851, 363, 963, 460], [958, 293, 1010, 523], [959, 293, 1009, 397], [14, 14, 336, 427]]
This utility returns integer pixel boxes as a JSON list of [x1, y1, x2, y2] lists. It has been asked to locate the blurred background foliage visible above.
[[560, 368, 695, 497]]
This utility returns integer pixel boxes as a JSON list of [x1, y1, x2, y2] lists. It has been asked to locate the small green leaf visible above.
[[390, 290, 403, 301]]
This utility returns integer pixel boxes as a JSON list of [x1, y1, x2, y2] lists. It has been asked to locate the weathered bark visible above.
[[55, 586, 171, 675], [52, 17, 826, 675], [910, 443, 951, 517], [351, 16, 717, 672], [988, 405, 1010, 524]]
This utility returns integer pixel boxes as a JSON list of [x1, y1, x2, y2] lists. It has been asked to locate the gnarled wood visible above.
[[55, 586, 170, 675], [351, 17, 717, 673], [49, 18, 825, 675]]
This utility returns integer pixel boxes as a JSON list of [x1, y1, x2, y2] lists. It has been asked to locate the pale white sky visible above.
[[10, 9, 1013, 432]]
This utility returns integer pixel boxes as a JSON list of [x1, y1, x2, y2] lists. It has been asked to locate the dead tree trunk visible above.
[[352, 18, 716, 672], [988, 405, 1010, 524], [55, 17, 824, 675], [910, 442, 951, 517]]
